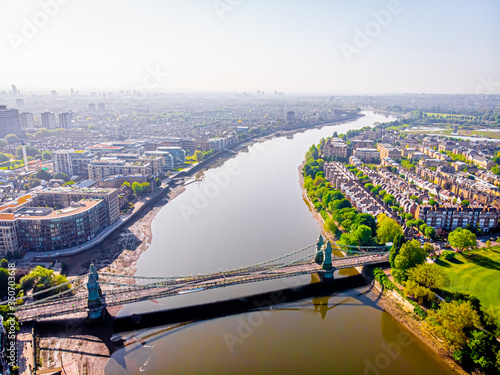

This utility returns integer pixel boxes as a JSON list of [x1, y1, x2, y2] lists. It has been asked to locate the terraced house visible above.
[[415, 204, 499, 232]]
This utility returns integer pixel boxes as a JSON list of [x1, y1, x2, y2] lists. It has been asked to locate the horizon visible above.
[[2, 0, 500, 95]]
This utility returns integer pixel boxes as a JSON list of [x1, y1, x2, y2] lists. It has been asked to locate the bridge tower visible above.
[[322, 241, 334, 280], [315, 234, 324, 264], [87, 263, 104, 321]]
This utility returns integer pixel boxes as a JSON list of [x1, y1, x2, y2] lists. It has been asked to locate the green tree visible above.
[[461, 199, 470, 207], [364, 183, 374, 190], [53, 172, 70, 182], [486, 240, 492, 248], [194, 150, 204, 163], [409, 195, 420, 203], [448, 228, 476, 253], [131, 181, 142, 194], [404, 280, 436, 305], [389, 232, 405, 268], [141, 182, 151, 194], [406, 263, 450, 290], [35, 169, 52, 181], [121, 181, 131, 188], [353, 213, 377, 234], [467, 330, 499, 370], [428, 199, 437, 206], [392, 240, 427, 283], [351, 225, 373, 246], [424, 226, 436, 239], [42, 151, 52, 160], [156, 178, 162, 187], [15, 145, 39, 158], [20, 266, 71, 299], [5, 134, 19, 143], [427, 300, 481, 350], [382, 194, 395, 206], [376, 213, 403, 244], [0, 153, 9, 163]]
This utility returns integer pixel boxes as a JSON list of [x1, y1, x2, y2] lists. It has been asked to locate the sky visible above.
[[1, 0, 500, 94]]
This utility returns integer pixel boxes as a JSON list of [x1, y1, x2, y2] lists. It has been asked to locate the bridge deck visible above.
[[16, 253, 388, 322]]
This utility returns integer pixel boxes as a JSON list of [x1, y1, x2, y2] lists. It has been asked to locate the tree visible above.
[[332, 198, 351, 210], [35, 169, 52, 181], [406, 263, 450, 290], [141, 182, 151, 194], [424, 226, 436, 239], [194, 150, 204, 163], [53, 172, 70, 182], [121, 181, 131, 188], [5, 134, 19, 143], [410, 195, 420, 203], [351, 225, 373, 246], [376, 213, 403, 244], [20, 266, 71, 299], [132, 181, 142, 194], [486, 240, 492, 248], [42, 151, 52, 160], [0, 153, 9, 163], [467, 330, 499, 370], [448, 228, 477, 253], [389, 232, 405, 268], [15, 145, 39, 158], [428, 300, 481, 350], [156, 178, 162, 187], [353, 213, 377, 234], [461, 200, 470, 207], [428, 199, 437, 206], [419, 223, 428, 233], [392, 240, 427, 283], [404, 279, 436, 305], [382, 194, 395, 206]]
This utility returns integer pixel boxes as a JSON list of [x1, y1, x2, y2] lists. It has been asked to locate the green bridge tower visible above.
[[87, 263, 104, 321]]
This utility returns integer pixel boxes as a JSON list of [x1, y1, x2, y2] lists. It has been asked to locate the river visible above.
[[104, 112, 456, 374]]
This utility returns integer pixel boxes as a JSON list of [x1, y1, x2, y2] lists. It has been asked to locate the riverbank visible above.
[[298, 160, 464, 375], [29, 184, 186, 375]]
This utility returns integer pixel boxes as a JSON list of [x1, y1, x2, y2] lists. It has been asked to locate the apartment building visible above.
[[0, 193, 111, 253], [35, 187, 120, 224], [322, 138, 348, 158], [353, 148, 380, 162], [416, 204, 499, 232], [53, 150, 96, 177], [88, 160, 153, 180], [377, 143, 400, 160]]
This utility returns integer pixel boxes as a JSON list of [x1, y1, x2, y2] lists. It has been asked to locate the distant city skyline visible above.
[[1, 0, 500, 94]]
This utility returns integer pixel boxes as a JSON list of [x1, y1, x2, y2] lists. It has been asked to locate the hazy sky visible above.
[[1, 0, 499, 94]]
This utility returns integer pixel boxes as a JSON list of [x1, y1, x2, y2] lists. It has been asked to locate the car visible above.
[[480, 239, 486, 243], [490, 237, 497, 241], [444, 244, 451, 248]]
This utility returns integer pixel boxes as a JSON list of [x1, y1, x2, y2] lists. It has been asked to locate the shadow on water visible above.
[[112, 273, 381, 334]]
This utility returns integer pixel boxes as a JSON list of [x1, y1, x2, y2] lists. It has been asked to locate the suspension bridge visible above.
[[8, 236, 390, 323]]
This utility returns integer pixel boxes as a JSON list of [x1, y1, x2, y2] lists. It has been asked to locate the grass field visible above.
[[436, 246, 500, 312]]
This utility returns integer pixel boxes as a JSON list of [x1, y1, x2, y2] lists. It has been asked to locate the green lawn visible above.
[[436, 247, 500, 312]]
